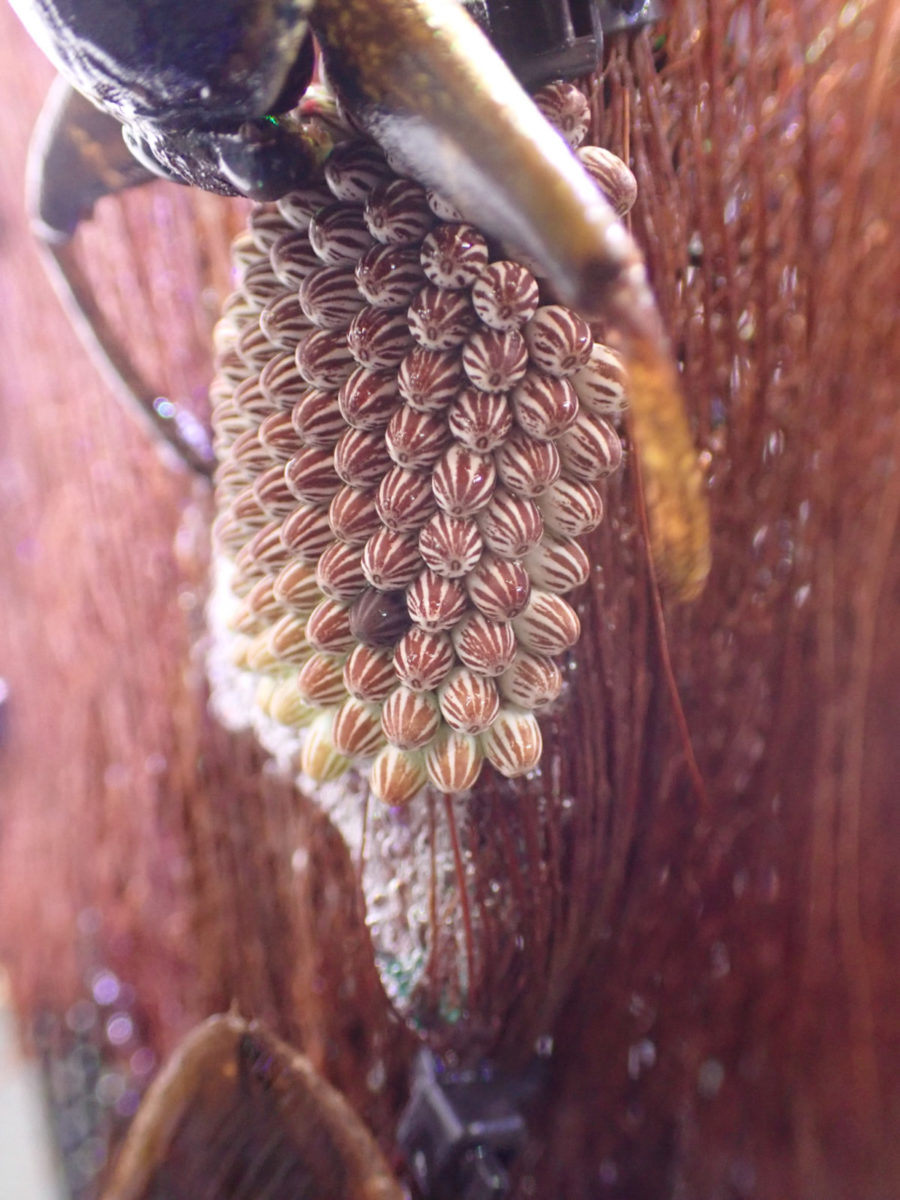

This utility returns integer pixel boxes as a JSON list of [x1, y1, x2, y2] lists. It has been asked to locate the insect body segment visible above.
[[210, 80, 634, 804]]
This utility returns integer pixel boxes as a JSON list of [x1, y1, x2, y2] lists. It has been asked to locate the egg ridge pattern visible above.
[[211, 80, 636, 807]]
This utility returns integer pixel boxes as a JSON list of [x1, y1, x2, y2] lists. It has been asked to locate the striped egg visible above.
[[571, 343, 630, 417], [494, 431, 561, 497], [291, 389, 346, 448], [523, 535, 590, 593], [308, 202, 374, 264], [306, 597, 355, 653], [332, 696, 386, 757], [212, 94, 635, 802], [511, 372, 579, 440], [212, 406, 249, 449], [364, 179, 434, 245], [470, 260, 540, 331], [272, 560, 321, 614], [347, 306, 414, 369], [299, 265, 365, 329], [316, 539, 367, 601], [533, 79, 590, 149], [334, 427, 393, 488], [246, 522, 293, 572], [393, 627, 455, 692], [432, 445, 496, 518], [498, 651, 563, 710], [276, 185, 333, 231], [408, 285, 475, 350], [465, 553, 531, 620], [477, 489, 544, 559], [369, 745, 427, 806], [267, 613, 311, 664], [259, 293, 314, 349], [523, 307, 593, 377], [299, 712, 349, 784], [419, 223, 489, 289], [324, 141, 392, 201], [452, 613, 517, 677], [332, 697, 387, 757], [253, 464, 296, 518], [355, 243, 425, 311], [555, 412, 623, 482], [233, 379, 273, 424], [381, 686, 441, 750], [328, 485, 382, 545], [512, 590, 581, 656], [285, 446, 341, 504], [227, 567, 259, 604], [343, 643, 397, 702], [361, 528, 422, 590], [215, 504, 260, 553], [231, 483, 270, 525], [270, 231, 321, 287], [297, 652, 349, 706], [215, 458, 250, 501], [280, 504, 335, 563], [577, 145, 638, 217], [461, 328, 529, 392], [537, 477, 604, 538], [241, 259, 285, 309], [348, 588, 412, 647], [338, 367, 401, 431], [397, 347, 464, 412], [295, 328, 357, 389], [261, 353, 307, 410], [437, 668, 500, 734], [230, 430, 270, 474], [447, 390, 513, 453], [266, 677, 315, 728], [231, 229, 264, 277], [376, 467, 436, 532], [418, 512, 483, 578], [425, 728, 484, 793], [217, 347, 247, 387], [481, 707, 543, 776], [385, 406, 451, 470], [406, 569, 469, 632], [243, 630, 281, 673], [213, 306, 246, 357], [239, 322, 282, 370], [247, 205, 283, 252]]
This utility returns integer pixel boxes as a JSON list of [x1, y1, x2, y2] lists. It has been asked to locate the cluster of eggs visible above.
[[211, 80, 637, 805]]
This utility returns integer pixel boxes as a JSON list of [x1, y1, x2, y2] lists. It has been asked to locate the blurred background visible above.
[[0, 2, 898, 1199]]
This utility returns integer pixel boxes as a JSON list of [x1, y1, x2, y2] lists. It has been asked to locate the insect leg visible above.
[[27, 77, 214, 476]]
